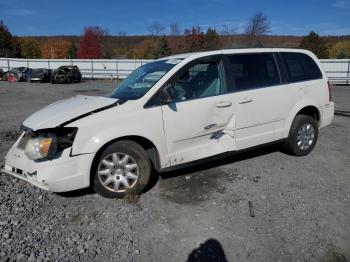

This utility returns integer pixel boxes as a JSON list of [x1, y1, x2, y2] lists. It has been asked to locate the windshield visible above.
[[10, 68, 20, 74], [110, 59, 181, 100]]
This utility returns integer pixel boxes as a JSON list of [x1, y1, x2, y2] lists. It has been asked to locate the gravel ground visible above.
[[0, 80, 349, 262]]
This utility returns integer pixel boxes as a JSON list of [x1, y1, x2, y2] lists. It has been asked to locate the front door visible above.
[[161, 56, 236, 166]]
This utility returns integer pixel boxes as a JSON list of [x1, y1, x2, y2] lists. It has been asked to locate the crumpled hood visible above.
[[23, 95, 118, 130]]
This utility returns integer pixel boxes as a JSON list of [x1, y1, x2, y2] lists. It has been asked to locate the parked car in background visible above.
[[51, 65, 82, 84], [0, 69, 5, 80], [2, 71, 8, 81], [30, 68, 52, 83], [2, 49, 334, 198], [7, 67, 32, 82]]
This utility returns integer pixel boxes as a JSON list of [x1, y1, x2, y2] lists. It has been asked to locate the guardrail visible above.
[[1, 57, 349, 84]]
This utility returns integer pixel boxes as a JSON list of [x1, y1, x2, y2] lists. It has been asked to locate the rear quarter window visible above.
[[281, 52, 322, 82]]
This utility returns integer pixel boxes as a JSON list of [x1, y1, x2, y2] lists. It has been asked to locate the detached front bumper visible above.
[[1, 133, 95, 192]]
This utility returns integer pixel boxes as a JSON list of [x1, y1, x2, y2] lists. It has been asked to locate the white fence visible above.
[[1, 57, 349, 84], [319, 59, 350, 85], [0, 58, 152, 79]]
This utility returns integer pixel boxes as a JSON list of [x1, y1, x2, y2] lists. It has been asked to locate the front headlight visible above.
[[24, 135, 57, 160], [20, 127, 77, 161]]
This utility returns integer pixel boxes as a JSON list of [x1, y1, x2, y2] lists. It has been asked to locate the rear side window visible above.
[[281, 52, 322, 82], [226, 53, 280, 92]]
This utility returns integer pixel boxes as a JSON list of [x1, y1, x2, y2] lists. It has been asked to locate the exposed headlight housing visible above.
[[19, 127, 78, 161], [24, 135, 57, 160]]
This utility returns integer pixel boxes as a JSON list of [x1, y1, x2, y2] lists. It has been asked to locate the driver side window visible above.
[[171, 59, 225, 102]]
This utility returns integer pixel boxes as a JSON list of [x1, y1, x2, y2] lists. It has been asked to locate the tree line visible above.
[[0, 12, 349, 60]]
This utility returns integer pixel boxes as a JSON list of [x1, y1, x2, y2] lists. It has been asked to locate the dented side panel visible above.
[[161, 95, 237, 166]]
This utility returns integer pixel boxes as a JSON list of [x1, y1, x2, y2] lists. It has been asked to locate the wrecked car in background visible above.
[[51, 65, 82, 84], [7, 67, 32, 82], [0, 69, 6, 80], [30, 68, 52, 83]]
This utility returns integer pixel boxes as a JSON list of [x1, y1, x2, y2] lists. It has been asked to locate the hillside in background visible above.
[[18, 34, 350, 59]]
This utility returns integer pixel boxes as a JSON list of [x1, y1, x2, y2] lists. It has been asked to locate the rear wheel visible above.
[[284, 115, 318, 156], [93, 140, 151, 198]]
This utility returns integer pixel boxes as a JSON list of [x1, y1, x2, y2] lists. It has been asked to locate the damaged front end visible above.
[[1, 126, 95, 192], [18, 126, 78, 161], [1, 95, 120, 192]]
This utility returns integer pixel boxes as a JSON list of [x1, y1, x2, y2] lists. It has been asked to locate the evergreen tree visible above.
[[204, 28, 221, 50], [68, 41, 78, 59], [299, 31, 328, 58], [152, 36, 171, 59], [0, 20, 15, 57]]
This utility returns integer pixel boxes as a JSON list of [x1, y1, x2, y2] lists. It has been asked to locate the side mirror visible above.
[[162, 83, 175, 104]]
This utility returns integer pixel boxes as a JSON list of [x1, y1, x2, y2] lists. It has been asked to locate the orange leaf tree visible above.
[[76, 27, 103, 59], [41, 38, 70, 59]]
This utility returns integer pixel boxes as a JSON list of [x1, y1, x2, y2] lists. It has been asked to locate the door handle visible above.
[[204, 123, 217, 130], [216, 101, 232, 108], [238, 97, 253, 104]]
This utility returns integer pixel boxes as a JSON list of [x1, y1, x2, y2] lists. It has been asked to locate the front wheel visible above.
[[284, 115, 319, 156], [92, 140, 151, 198]]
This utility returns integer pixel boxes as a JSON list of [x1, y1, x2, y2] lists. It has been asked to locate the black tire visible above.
[[51, 78, 55, 84], [284, 115, 319, 156], [92, 140, 151, 198]]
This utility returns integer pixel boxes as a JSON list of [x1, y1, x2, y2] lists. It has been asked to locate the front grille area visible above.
[[5, 165, 35, 179], [11, 166, 24, 176]]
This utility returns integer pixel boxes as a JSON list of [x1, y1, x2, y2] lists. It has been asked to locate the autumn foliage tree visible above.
[[77, 26, 103, 59], [20, 38, 41, 58], [184, 26, 205, 52], [132, 39, 154, 59], [328, 40, 350, 59], [41, 38, 70, 58]]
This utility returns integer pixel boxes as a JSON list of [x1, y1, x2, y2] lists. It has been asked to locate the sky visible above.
[[0, 0, 349, 36]]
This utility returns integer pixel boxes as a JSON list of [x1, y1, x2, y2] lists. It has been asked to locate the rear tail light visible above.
[[327, 81, 333, 102]]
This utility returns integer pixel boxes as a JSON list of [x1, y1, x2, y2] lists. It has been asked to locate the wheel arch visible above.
[[295, 105, 320, 122], [89, 135, 161, 187], [284, 103, 321, 138]]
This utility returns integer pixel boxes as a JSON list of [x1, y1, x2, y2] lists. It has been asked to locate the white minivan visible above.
[[2, 49, 334, 198]]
